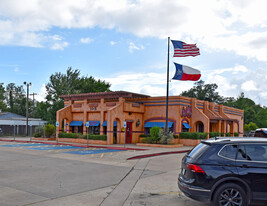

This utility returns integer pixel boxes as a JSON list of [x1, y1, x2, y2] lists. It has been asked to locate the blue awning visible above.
[[144, 122, 173, 128], [69, 121, 83, 127], [102, 121, 117, 127], [183, 122, 192, 129], [86, 121, 100, 126]]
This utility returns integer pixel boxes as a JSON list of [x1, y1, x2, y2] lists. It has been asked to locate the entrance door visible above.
[[126, 122, 132, 144]]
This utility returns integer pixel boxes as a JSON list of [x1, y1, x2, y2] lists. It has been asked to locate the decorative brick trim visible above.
[[73, 104, 82, 108], [89, 103, 98, 107], [106, 102, 116, 106], [132, 103, 140, 107]]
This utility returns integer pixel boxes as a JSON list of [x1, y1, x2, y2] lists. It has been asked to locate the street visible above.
[[0, 140, 206, 206]]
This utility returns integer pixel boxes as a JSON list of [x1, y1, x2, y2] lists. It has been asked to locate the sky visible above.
[[0, 0, 267, 106]]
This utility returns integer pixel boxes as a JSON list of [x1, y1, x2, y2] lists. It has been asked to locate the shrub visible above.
[[209, 132, 220, 138], [179, 132, 208, 139], [226, 133, 231, 137], [141, 138, 148, 143], [45, 124, 56, 138], [150, 126, 161, 143], [34, 126, 45, 137], [159, 129, 174, 144], [220, 133, 224, 137], [83, 134, 107, 141], [58, 132, 107, 140], [139, 134, 151, 138], [234, 132, 239, 137], [173, 135, 178, 139]]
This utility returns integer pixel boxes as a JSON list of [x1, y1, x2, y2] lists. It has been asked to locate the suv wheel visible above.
[[213, 183, 247, 206]]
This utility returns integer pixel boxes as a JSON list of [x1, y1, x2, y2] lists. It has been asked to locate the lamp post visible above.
[[24, 82, 31, 137]]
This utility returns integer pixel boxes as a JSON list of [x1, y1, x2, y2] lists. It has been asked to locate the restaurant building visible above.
[[56, 91, 244, 144]]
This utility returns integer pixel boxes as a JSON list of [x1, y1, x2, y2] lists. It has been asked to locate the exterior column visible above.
[[107, 110, 113, 145], [223, 120, 227, 135], [83, 99, 87, 135], [218, 120, 222, 136], [100, 98, 105, 135]]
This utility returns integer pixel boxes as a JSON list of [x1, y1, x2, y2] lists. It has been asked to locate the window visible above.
[[237, 144, 267, 162], [219, 145, 238, 159]]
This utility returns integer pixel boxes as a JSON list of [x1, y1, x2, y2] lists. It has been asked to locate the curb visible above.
[[127, 150, 190, 160]]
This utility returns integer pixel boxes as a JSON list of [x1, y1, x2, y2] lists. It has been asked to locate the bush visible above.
[[226, 133, 231, 137], [209, 132, 220, 138], [34, 126, 45, 137], [139, 134, 151, 138], [159, 129, 174, 144], [220, 133, 224, 137], [82, 134, 107, 141], [180, 132, 208, 139], [45, 124, 56, 138], [173, 135, 178, 139], [59, 132, 82, 139], [234, 132, 239, 137], [58, 132, 107, 140], [150, 126, 161, 143]]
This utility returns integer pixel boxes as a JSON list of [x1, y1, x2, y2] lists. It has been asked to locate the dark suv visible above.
[[178, 137, 267, 206]]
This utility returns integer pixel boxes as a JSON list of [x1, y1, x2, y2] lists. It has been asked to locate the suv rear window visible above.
[[187, 143, 209, 161]]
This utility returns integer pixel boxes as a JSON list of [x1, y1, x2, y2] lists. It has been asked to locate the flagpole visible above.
[[165, 37, 170, 144]]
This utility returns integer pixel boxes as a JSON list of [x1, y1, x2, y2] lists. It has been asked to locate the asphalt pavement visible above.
[[0, 136, 206, 206]]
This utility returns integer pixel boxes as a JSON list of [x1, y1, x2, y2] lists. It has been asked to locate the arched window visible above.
[[196, 121, 204, 133]]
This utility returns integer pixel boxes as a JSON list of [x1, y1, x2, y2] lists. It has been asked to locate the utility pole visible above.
[[24, 82, 31, 136], [30, 92, 38, 114]]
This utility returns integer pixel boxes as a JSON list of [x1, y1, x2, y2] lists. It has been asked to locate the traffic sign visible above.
[[56, 121, 59, 127], [85, 122, 90, 127]]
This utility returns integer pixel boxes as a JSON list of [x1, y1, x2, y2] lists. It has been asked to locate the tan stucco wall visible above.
[[57, 95, 244, 144]]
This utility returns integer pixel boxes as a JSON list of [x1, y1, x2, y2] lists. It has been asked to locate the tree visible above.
[[5, 83, 28, 116], [0, 83, 6, 111], [35, 67, 111, 124], [45, 67, 82, 102], [180, 80, 224, 104], [255, 109, 267, 128]]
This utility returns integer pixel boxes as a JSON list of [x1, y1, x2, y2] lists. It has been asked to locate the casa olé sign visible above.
[[181, 106, 192, 118]]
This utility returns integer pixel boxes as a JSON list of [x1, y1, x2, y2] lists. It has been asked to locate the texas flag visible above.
[[172, 63, 201, 81]]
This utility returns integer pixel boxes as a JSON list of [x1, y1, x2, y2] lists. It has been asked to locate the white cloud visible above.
[[129, 42, 144, 53], [35, 83, 46, 102], [0, 0, 267, 60], [110, 41, 117, 45], [241, 80, 258, 91], [51, 41, 69, 50], [80, 37, 92, 44], [14, 67, 19, 72]]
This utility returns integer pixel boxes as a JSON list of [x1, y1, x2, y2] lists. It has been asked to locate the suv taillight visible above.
[[187, 163, 205, 173]]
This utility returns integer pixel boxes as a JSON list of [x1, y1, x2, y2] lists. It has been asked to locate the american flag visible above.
[[171, 40, 200, 57]]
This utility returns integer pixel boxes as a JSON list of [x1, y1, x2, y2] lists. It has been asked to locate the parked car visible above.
[[178, 137, 267, 206], [248, 130, 255, 137], [0, 128, 2, 136], [254, 128, 267, 138]]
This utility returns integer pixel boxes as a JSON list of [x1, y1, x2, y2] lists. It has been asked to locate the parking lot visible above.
[[0, 140, 204, 206]]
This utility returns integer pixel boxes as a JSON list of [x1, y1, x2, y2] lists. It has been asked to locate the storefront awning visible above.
[[86, 121, 100, 126], [183, 122, 192, 129], [144, 122, 173, 128], [69, 121, 83, 126], [102, 121, 117, 127]]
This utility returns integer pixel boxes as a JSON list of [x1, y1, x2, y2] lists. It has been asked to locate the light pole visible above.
[[24, 82, 31, 137]]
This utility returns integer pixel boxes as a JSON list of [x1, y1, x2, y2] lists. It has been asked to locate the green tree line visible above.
[[181, 80, 267, 133], [0, 67, 111, 124], [0, 70, 266, 133]]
